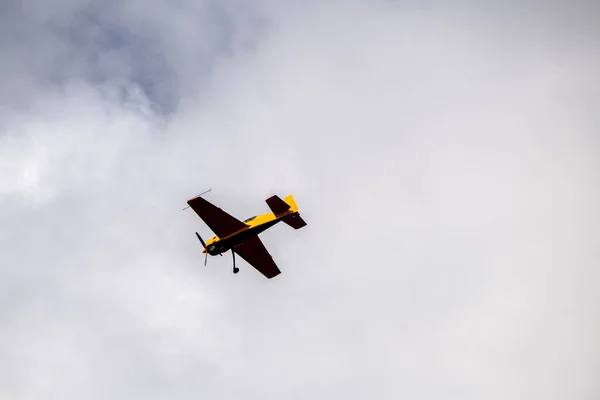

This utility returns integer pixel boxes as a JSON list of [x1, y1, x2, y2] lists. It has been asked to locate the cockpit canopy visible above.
[[244, 215, 257, 223]]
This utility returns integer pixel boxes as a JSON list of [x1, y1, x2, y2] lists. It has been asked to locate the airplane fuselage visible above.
[[203, 212, 290, 256]]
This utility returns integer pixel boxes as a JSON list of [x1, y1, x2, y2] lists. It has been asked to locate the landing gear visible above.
[[232, 250, 239, 274]]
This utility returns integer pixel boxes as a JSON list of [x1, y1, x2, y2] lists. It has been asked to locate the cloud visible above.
[[1, 0, 599, 399]]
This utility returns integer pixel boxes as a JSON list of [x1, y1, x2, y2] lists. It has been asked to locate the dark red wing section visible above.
[[233, 236, 281, 279], [187, 195, 247, 238]]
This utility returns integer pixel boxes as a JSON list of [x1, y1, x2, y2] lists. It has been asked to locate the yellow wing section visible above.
[[283, 194, 299, 212]]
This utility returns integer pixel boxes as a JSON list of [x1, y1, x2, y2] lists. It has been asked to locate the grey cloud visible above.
[[0, 0, 270, 114]]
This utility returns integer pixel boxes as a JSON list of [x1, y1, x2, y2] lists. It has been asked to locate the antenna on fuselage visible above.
[[182, 187, 212, 210]]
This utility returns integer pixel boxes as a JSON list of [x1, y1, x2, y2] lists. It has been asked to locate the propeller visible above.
[[185, 189, 213, 266], [195, 232, 208, 266]]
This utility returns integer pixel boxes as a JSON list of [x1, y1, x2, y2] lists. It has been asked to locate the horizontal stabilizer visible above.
[[266, 195, 291, 216], [283, 214, 307, 229]]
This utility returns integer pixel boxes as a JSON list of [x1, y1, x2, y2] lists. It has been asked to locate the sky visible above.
[[1, 0, 599, 399]]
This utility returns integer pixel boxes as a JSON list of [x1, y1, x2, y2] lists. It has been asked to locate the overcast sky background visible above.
[[1, 0, 599, 399]]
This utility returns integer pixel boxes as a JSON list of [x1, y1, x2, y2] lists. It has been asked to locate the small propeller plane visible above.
[[185, 191, 307, 279]]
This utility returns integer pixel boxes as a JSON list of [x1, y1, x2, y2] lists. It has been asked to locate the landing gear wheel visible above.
[[232, 250, 238, 274]]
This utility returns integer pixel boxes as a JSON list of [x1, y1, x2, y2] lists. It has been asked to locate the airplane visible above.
[[185, 192, 307, 279]]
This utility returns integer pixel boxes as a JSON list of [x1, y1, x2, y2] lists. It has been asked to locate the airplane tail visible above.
[[265, 194, 307, 229], [283, 194, 299, 212]]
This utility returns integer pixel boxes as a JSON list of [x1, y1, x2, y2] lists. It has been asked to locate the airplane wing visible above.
[[233, 236, 281, 279], [187, 195, 247, 238]]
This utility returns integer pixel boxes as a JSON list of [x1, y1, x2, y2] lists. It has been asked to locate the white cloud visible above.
[[1, 1, 599, 399]]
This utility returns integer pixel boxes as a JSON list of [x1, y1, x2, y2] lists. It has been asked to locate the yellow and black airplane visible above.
[[186, 192, 307, 279]]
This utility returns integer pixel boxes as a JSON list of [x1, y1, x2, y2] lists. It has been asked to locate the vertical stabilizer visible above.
[[283, 194, 299, 212]]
